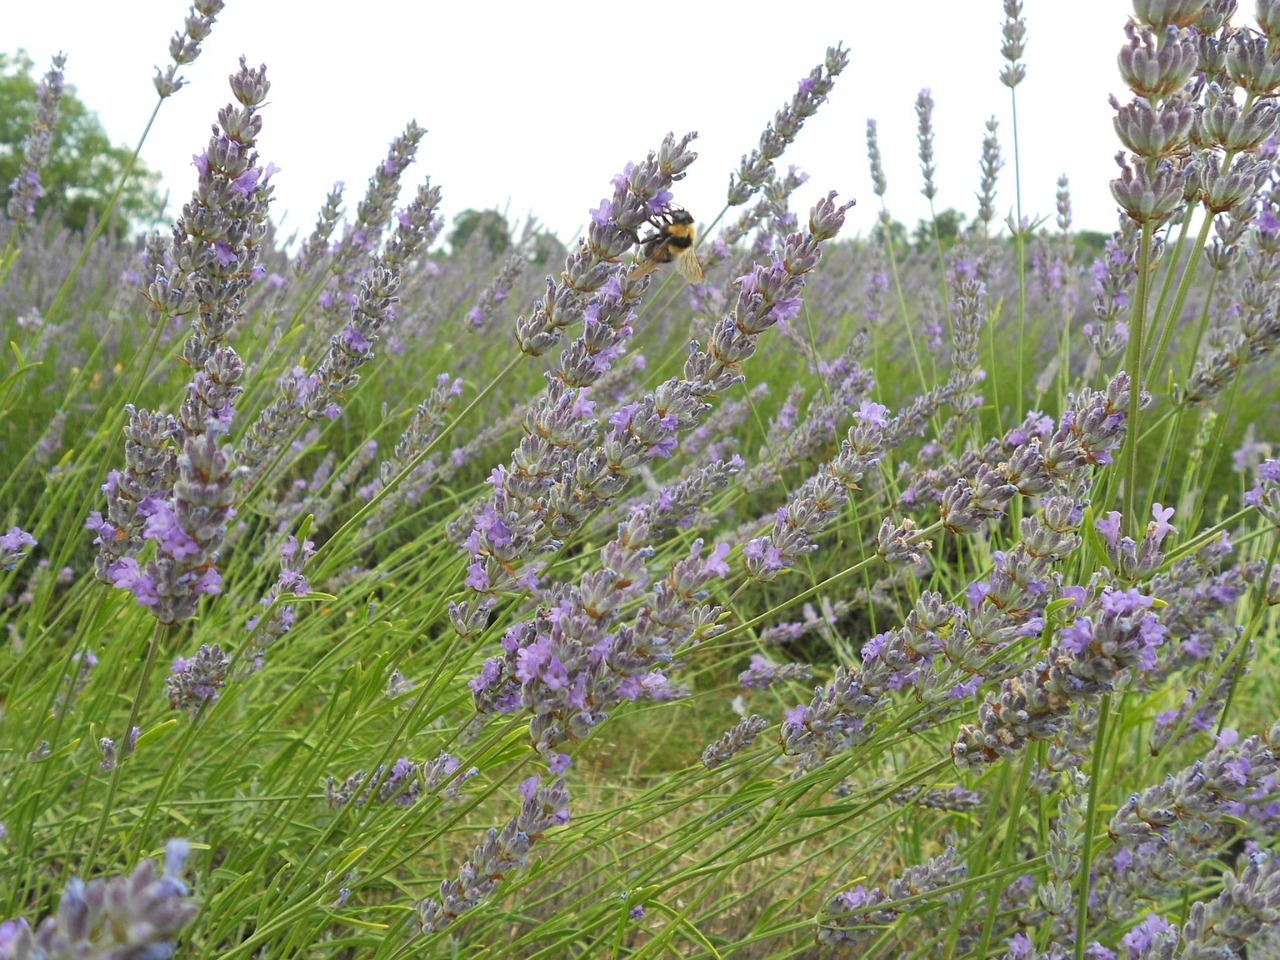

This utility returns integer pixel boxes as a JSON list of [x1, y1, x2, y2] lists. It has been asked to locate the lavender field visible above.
[[2, 1, 1280, 958]]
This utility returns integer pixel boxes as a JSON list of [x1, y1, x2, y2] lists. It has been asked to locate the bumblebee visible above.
[[628, 208, 705, 284]]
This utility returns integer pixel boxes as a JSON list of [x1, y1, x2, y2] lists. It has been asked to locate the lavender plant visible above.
[[3, 5, 1280, 960]]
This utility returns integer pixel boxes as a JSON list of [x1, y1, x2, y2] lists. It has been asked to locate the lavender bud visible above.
[[1227, 29, 1280, 96], [1111, 153, 1185, 223], [866, 119, 888, 198], [1113, 96, 1194, 158], [1199, 151, 1272, 213], [153, 1, 225, 97], [1134, 0, 1211, 27], [876, 517, 932, 568], [1118, 22, 1198, 100]]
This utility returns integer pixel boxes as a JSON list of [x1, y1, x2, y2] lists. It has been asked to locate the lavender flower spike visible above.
[[416, 775, 571, 934], [728, 45, 849, 206], [0, 839, 197, 960], [6, 53, 67, 229], [109, 433, 242, 625], [153, 0, 226, 98]]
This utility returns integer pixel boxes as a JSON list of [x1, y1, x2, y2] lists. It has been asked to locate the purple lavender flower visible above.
[[107, 433, 240, 625], [727, 46, 848, 206], [702, 715, 770, 768], [1244, 458, 1280, 523], [466, 253, 525, 329], [327, 752, 478, 808], [0, 528, 37, 570], [416, 775, 571, 933], [238, 145, 442, 484], [739, 654, 813, 691], [165, 642, 231, 716], [1095, 503, 1178, 580], [293, 181, 345, 278], [0, 839, 197, 959], [816, 848, 967, 948], [954, 586, 1166, 771], [6, 53, 67, 229], [240, 534, 316, 672]]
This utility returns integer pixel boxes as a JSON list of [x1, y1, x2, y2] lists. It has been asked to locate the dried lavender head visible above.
[[6, 53, 67, 229], [1244, 458, 1280, 523]]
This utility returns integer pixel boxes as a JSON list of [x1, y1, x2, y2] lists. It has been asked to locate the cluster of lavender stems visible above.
[[9, 6, 1280, 956], [90, 58, 276, 625], [465, 193, 855, 764], [236, 171, 443, 489], [772, 373, 1144, 776]]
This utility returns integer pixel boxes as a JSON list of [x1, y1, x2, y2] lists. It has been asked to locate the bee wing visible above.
[[675, 245, 705, 284], [628, 244, 668, 282]]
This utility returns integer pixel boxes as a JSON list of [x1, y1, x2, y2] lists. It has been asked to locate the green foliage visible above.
[[1073, 229, 1109, 260], [0, 50, 165, 236], [872, 215, 908, 250], [447, 208, 512, 255], [913, 207, 966, 253]]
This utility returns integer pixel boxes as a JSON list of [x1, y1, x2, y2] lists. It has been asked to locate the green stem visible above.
[[1073, 695, 1111, 960]]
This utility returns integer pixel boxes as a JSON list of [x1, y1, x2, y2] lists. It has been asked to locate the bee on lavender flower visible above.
[[628, 207, 705, 284]]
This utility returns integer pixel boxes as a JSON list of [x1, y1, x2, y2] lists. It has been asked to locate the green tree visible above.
[[913, 208, 966, 253], [1073, 230, 1109, 260], [0, 50, 165, 236], [448, 209, 512, 256], [871, 216, 909, 252]]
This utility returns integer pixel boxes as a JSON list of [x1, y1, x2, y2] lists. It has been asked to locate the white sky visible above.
[[10, 0, 1135, 244]]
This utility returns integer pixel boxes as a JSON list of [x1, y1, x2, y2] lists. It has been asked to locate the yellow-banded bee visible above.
[[628, 208, 705, 284]]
